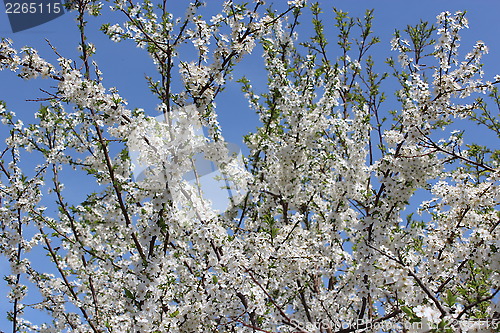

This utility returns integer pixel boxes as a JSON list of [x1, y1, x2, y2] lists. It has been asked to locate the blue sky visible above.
[[1, 0, 500, 330], [2, 0, 500, 147]]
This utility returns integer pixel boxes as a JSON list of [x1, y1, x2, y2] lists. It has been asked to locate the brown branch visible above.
[[456, 288, 500, 320], [41, 230, 100, 333]]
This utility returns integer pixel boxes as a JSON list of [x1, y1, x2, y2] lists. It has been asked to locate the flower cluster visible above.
[[0, 2, 498, 333]]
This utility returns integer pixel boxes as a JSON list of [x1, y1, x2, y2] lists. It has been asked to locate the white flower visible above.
[[414, 305, 441, 324], [384, 130, 405, 146], [287, 0, 306, 7]]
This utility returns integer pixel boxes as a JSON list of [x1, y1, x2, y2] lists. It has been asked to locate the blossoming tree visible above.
[[0, 0, 498, 332]]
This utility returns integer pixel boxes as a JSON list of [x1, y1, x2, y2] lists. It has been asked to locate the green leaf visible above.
[[444, 290, 457, 307], [124, 288, 134, 299], [401, 305, 414, 316]]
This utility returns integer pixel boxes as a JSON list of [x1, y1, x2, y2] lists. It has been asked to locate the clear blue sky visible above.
[[1, 0, 500, 330], [2, 0, 500, 147]]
